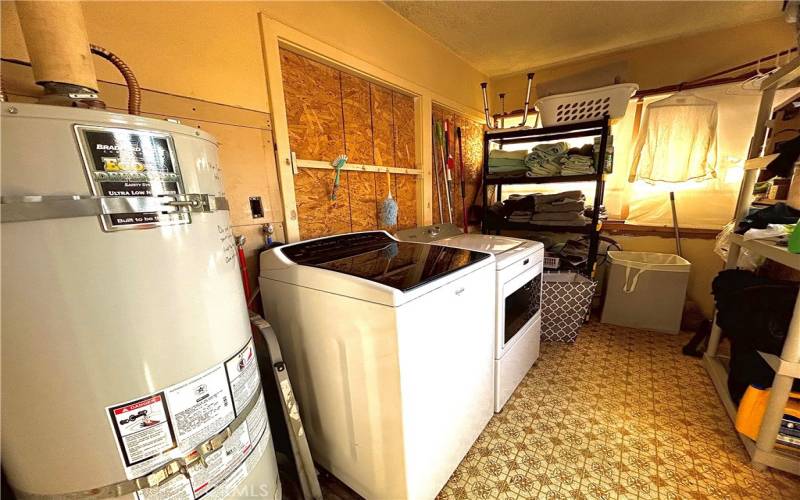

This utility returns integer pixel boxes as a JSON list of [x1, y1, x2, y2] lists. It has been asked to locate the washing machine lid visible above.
[[436, 234, 524, 254], [280, 231, 490, 292], [435, 234, 544, 270]]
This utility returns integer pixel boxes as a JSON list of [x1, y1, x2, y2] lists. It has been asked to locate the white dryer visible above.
[[259, 231, 496, 499], [397, 224, 544, 412]]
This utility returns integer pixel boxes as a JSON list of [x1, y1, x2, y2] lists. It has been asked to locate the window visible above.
[[503, 84, 796, 229]]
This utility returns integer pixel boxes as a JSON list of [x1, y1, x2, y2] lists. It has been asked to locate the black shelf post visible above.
[[480, 116, 611, 277]]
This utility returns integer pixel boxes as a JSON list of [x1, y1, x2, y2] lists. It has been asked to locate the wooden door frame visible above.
[[259, 15, 483, 241]]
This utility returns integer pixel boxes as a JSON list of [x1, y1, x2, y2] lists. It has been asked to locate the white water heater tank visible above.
[[1, 103, 280, 499]]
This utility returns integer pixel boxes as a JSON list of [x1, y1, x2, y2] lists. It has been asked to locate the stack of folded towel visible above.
[[503, 194, 536, 222], [488, 149, 528, 176], [519, 142, 597, 178], [524, 142, 569, 177], [561, 155, 594, 175], [531, 190, 589, 226], [499, 190, 589, 227]]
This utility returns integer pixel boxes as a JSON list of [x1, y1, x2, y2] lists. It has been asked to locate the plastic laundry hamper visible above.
[[541, 272, 597, 343], [535, 83, 639, 126], [601, 251, 691, 334]]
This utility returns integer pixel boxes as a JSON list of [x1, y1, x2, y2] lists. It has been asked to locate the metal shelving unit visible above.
[[481, 117, 609, 276], [704, 55, 800, 476]]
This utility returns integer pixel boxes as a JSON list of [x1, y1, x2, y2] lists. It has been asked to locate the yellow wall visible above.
[[1, 1, 487, 113], [491, 16, 796, 111]]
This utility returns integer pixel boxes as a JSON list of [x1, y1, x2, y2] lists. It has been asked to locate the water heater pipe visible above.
[[15, 1, 98, 93], [90, 44, 141, 115]]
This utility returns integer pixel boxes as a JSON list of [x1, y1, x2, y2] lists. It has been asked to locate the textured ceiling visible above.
[[385, 1, 785, 77]]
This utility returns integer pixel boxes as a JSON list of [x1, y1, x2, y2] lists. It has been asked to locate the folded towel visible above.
[[536, 200, 586, 213], [489, 149, 528, 160], [533, 215, 590, 227], [523, 141, 570, 175], [488, 163, 527, 173], [526, 161, 561, 177], [561, 155, 595, 175], [531, 211, 587, 222], [531, 142, 569, 158], [534, 191, 584, 205], [488, 158, 527, 168]]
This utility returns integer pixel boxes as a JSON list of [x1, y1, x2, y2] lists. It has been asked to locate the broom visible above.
[[379, 170, 398, 227]]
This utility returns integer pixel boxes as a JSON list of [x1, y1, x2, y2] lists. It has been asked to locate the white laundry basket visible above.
[[535, 83, 638, 126], [601, 251, 691, 334]]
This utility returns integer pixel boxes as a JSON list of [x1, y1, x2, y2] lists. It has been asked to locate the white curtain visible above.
[[609, 84, 795, 229]]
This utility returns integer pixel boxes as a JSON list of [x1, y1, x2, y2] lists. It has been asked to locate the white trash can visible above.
[[601, 251, 691, 334]]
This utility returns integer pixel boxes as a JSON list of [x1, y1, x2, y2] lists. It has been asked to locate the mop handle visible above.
[[457, 127, 468, 233]]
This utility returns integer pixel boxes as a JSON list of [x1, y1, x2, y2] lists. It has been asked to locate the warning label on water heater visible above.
[[105, 339, 269, 498], [108, 393, 177, 467]]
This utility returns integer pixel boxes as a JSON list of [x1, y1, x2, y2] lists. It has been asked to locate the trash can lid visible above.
[[607, 251, 691, 272]]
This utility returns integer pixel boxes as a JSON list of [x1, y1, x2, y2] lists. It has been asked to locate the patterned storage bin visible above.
[[541, 272, 597, 342]]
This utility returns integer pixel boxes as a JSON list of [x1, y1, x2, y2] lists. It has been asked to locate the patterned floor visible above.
[[437, 322, 800, 500]]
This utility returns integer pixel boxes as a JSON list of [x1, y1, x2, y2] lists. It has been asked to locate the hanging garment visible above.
[[629, 93, 718, 183]]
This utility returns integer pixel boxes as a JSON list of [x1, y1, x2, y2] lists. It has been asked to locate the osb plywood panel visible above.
[[295, 168, 352, 240], [341, 73, 374, 165], [461, 117, 484, 219], [280, 49, 345, 161], [370, 83, 396, 168], [341, 73, 378, 232], [348, 171, 378, 231], [393, 93, 416, 169], [375, 171, 398, 233], [396, 175, 417, 229], [432, 104, 484, 228]]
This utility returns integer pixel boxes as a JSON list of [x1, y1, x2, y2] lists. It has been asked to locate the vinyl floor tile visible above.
[[438, 321, 800, 499]]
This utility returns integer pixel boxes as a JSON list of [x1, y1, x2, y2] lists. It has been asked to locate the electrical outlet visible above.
[[249, 196, 264, 219]]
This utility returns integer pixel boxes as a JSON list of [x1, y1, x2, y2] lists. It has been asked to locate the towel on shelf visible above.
[[536, 199, 586, 213], [561, 155, 595, 175], [487, 162, 528, 173], [533, 215, 590, 227], [526, 161, 562, 177], [508, 210, 534, 222], [489, 149, 528, 160], [531, 211, 588, 222], [529, 142, 569, 159], [533, 190, 584, 205], [505, 194, 536, 210], [488, 150, 528, 173], [524, 141, 570, 177]]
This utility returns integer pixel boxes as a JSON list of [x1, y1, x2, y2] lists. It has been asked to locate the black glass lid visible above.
[[281, 232, 490, 292]]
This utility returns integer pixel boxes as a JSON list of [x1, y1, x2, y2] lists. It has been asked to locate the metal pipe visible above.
[[480, 82, 495, 129], [90, 44, 141, 115], [518, 73, 534, 126], [499, 93, 505, 129], [15, 0, 98, 93]]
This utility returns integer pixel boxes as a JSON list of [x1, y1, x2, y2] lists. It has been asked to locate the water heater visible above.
[[1, 103, 281, 499]]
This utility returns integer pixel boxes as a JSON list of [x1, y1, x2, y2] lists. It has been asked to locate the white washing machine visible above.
[[397, 224, 544, 412], [259, 231, 496, 499]]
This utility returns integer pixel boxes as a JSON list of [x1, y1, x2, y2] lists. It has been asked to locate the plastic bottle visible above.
[[788, 223, 800, 254]]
